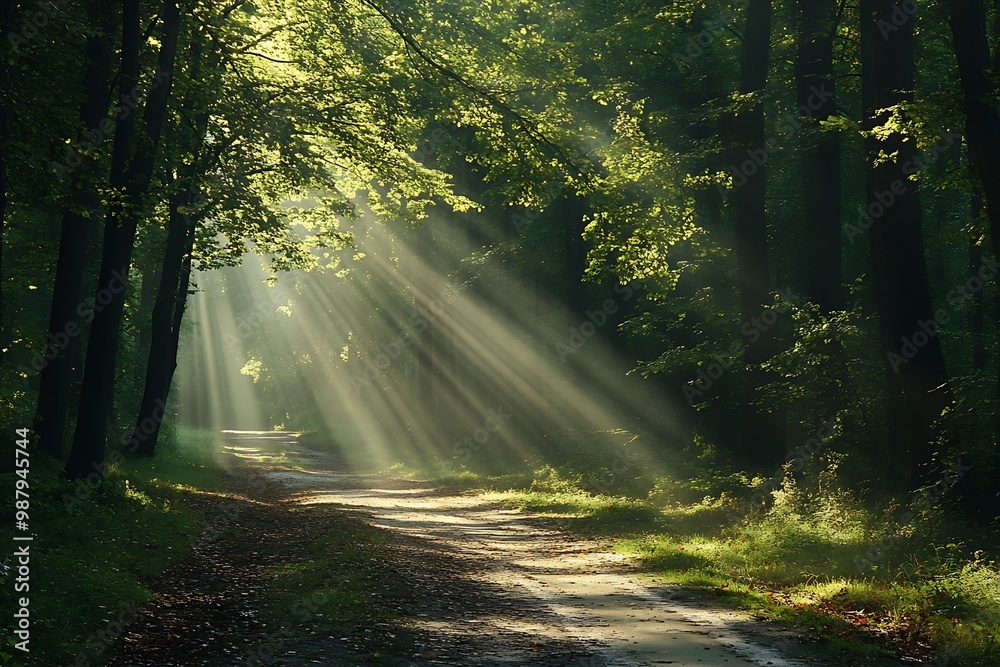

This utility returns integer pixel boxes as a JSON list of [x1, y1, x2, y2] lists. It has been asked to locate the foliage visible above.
[[2, 0, 1000, 662], [0, 425, 228, 666]]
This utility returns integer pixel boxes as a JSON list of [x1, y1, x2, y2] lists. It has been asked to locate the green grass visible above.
[[0, 425, 231, 667], [261, 510, 409, 663], [442, 461, 1000, 666]]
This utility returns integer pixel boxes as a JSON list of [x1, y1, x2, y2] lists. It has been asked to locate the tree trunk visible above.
[[949, 0, 1000, 449], [136, 264, 160, 364], [970, 197, 987, 371], [864, 0, 957, 485], [132, 39, 221, 455], [33, 3, 114, 458], [153, 200, 197, 444], [795, 0, 842, 312], [732, 0, 784, 467], [0, 0, 15, 364], [65, 0, 181, 479], [860, 0, 905, 465], [129, 186, 194, 456], [995, 0, 1000, 449], [946, 0, 1000, 256], [169, 206, 197, 377]]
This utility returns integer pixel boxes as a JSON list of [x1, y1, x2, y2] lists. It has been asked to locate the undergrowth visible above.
[[0, 424, 230, 667], [440, 451, 1000, 666]]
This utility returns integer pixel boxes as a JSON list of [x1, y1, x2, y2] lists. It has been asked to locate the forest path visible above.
[[257, 433, 825, 667], [108, 432, 838, 666]]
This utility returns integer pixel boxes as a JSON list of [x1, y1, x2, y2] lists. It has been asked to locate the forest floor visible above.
[[106, 433, 903, 667]]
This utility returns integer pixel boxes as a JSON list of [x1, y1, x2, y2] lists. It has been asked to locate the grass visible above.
[[264, 514, 393, 630], [8, 422, 992, 665], [442, 459, 1000, 666], [0, 424, 231, 667], [261, 510, 410, 663]]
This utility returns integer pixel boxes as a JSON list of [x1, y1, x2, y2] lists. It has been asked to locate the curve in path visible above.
[[260, 440, 830, 667]]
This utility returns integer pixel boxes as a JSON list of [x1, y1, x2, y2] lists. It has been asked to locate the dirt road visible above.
[[108, 432, 838, 666], [259, 435, 827, 667]]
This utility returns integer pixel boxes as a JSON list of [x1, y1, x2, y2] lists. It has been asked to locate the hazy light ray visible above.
[[177, 270, 267, 432], [224, 259, 448, 469], [349, 217, 679, 471], [174, 198, 686, 484]]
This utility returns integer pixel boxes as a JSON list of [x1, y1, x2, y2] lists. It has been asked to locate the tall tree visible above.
[[795, 0, 842, 312], [66, 0, 182, 479], [33, 0, 114, 458], [731, 0, 784, 466], [128, 35, 215, 456], [969, 231, 987, 370], [863, 0, 957, 484], [128, 184, 196, 455], [945, 0, 1000, 451], [946, 0, 1000, 255], [0, 0, 15, 364]]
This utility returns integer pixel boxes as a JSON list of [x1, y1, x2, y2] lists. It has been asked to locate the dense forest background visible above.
[[3, 0, 1000, 663]]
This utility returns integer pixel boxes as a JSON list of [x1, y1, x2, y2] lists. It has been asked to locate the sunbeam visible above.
[[175, 206, 686, 481]]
